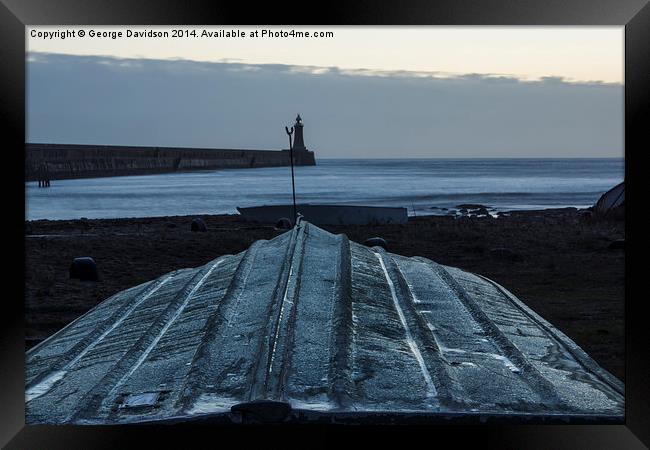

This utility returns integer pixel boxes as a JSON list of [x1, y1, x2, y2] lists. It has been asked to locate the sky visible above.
[[26, 26, 624, 158]]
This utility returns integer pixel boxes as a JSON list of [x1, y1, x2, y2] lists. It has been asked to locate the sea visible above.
[[25, 158, 624, 221]]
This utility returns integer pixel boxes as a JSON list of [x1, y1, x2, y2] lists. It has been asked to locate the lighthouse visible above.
[[282, 114, 316, 166], [292, 114, 307, 151]]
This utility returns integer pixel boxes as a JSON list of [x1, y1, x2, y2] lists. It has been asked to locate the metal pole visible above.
[[285, 126, 297, 225], [289, 138, 297, 225]]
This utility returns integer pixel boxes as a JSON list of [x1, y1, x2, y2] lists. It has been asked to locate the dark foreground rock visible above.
[[190, 218, 208, 232]]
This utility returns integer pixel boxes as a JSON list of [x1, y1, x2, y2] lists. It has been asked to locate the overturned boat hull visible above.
[[25, 220, 623, 424], [594, 181, 624, 216]]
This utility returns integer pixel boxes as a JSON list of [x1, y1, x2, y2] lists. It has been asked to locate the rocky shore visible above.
[[25, 207, 625, 381]]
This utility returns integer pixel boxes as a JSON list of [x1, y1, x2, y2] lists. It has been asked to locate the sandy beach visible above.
[[25, 208, 625, 381]]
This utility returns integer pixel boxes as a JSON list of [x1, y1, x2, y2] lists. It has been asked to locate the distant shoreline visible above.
[[24, 206, 591, 224]]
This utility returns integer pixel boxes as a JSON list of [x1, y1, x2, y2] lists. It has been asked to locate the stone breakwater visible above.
[[25, 143, 316, 181]]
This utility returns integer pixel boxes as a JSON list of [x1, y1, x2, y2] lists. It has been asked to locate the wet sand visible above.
[[25, 208, 624, 381]]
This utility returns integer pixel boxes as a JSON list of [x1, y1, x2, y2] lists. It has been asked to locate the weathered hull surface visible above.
[[25, 221, 623, 424]]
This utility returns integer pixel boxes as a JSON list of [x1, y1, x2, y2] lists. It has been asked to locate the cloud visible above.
[[26, 52, 623, 158]]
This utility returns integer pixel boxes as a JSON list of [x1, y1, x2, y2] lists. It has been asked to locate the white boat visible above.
[[237, 204, 408, 225]]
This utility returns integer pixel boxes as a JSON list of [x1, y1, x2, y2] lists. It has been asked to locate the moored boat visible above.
[[237, 204, 408, 225]]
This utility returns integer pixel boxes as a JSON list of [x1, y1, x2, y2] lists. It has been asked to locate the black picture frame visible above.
[[1, 0, 647, 447]]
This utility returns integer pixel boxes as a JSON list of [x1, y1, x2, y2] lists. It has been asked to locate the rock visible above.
[[69, 257, 99, 281], [456, 204, 487, 210], [190, 218, 207, 232], [489, 247, 523, 262], [275, 218, 293, 230], [364, 237, 388, 249], [608, 239, 624, 250]]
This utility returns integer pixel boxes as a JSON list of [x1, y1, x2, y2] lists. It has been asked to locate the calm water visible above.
[[25, 158, 624, 220]]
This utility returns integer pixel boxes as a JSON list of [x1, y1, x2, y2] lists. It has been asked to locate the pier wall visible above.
[[25, 143, 316, 181]]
